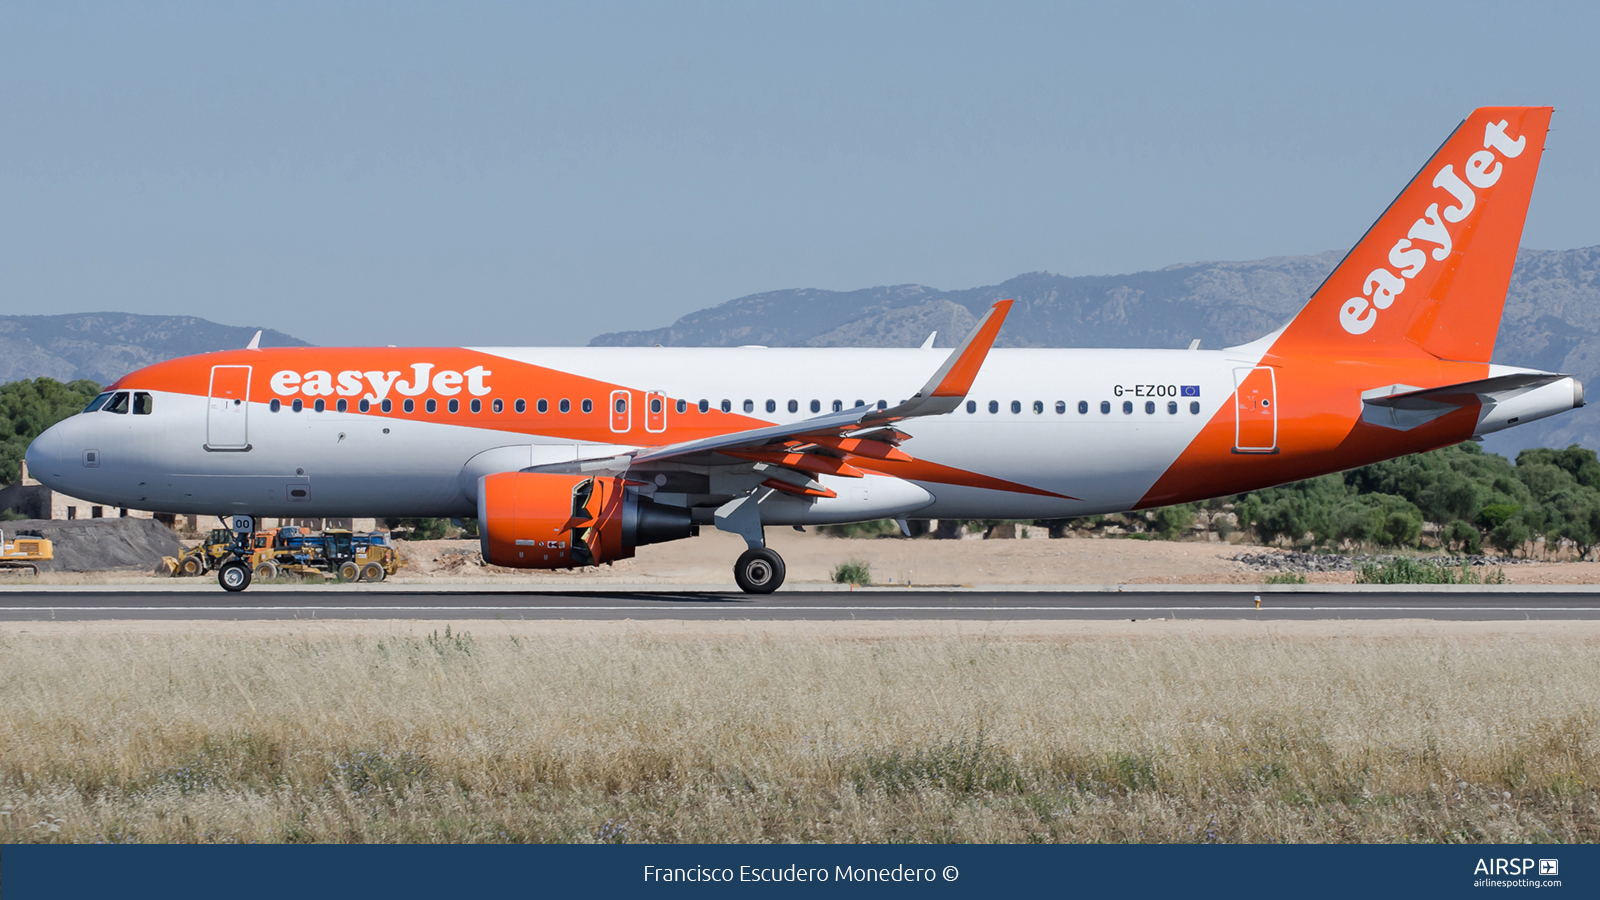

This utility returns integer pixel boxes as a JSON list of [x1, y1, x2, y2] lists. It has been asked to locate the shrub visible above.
[[1264, 572, 1306, 584], [831, 560, 871, 585], [1355, 558, 1507, 585]]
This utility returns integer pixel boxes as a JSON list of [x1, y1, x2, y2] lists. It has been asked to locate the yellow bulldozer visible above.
[[0, 529, 53, 576]]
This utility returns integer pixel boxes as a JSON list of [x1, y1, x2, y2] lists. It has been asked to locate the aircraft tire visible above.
[[361, 562, 386, 582], [218, 560, 252, 592], [733, 547, 785, 594]]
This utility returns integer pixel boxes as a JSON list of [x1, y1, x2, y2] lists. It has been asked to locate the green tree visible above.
[[0, 378, 102, 484]]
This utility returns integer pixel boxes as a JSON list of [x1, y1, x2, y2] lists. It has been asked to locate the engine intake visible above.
[[478, 472, 693, 569]]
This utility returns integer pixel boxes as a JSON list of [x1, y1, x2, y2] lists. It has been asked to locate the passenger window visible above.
[[448, 399, 459, 413], [493, 399, 503, 413], [966, 400, 977, 413], [1168, 401, 1178, 414], [854, 400, 865, 408], [787, 400, 798, 413], [314, 399, 326, 412], [1122, 401, 1133, 414], [876, 400, 887, 410], [1190, 401, 1201, 415], [560, 399, 571, 413], [743, 399, 754, 413], [811, 400, 821, 413], [292, 399, 304, 412], [104, 392, 130, 414], [1100, 401, 1111, 414], [382, 399, 393, 413], [766, 399, 777, 413], [1033, 401, 1044, 414], [1144, 401, 1154, 414], [519, 399, 529, 413], [425, 399, 437, 413], [1010, 401, 1021, 414], [581, 399, 593, 413], [360, 399, 371, 413], [650, 397, 663, 414], [676, 399, 688, 414], [1077, 401, 1087, 414], [832, 400, 843, 412], [271, 399, 282, 412], [471, 399, 481, 413], [1056, 401, 1066, 414], [534, 399, 545, 413], [403, 399, 414, 413], [83, 392, 113, 413], [988, 400, 999, 414], [337, 399, 348, 413], [699, 399, 709, 413], [720, 399, 731, 413]]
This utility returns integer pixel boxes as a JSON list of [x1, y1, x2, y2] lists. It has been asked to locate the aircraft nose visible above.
[[25, 422, 70, 488]]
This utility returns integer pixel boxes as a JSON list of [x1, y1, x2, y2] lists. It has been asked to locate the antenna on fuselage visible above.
[[920, 332, 937, 350]]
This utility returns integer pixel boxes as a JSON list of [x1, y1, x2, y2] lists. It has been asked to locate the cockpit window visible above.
[[83, 392, 113, 414], [133, 392, 153, 415], [103, 392, 131, 414]]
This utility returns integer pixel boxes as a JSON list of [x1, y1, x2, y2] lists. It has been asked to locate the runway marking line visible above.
[[7, 606, 1600, 613]]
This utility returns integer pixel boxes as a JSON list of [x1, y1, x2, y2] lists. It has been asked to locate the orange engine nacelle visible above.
[[478, 472, 694, 569]]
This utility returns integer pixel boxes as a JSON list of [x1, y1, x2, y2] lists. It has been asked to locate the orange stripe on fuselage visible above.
[[1135, 353, 1487, 509]]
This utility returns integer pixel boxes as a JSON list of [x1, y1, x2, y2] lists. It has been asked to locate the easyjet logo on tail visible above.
[[1339, 119, 1526, 335], [269, 363, 493, 403]]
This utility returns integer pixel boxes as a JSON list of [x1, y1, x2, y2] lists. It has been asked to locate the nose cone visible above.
[[25, 422, 69, 489]]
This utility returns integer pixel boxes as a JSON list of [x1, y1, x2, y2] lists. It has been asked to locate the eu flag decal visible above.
[[1181, 385, 1200, 397]]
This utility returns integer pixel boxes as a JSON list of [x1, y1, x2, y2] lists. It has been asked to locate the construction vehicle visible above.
[[172, 528, 235, 576], [0, 529, 53, 576], [249, 527, 402, 582]]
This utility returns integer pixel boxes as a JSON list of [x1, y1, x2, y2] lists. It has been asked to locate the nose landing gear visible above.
[[218, 559, 253, 592], [734, 547, 785, 594]]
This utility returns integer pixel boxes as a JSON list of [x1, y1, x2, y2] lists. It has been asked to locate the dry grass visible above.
[[1, 627, 1597, 843]]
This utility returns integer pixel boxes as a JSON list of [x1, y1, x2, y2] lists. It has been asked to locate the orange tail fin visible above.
[[1271, 106, 1551, 363]]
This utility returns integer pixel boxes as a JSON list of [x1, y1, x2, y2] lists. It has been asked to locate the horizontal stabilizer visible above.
[[1362, 372, 1567, 409]]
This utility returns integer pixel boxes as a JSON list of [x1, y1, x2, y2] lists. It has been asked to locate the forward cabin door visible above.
[[1233, 366, 1277, 453], [207, 365, 252, 450]]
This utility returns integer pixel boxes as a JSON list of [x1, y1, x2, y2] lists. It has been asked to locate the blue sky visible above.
[[3, 1, 1596, 347]]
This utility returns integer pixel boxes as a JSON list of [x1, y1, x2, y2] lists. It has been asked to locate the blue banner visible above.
[[3, 843, 1591, 898]]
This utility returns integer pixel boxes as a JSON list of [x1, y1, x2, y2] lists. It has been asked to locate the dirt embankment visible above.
[[1, 518, 185, 572]]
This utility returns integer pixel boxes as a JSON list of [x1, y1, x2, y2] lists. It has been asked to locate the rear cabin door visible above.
[[207, 365, 252, 450], [1233, 366, 1277, 453], [609, 389, 631, 433]]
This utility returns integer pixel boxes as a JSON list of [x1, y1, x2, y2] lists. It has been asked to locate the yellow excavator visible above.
[[0, 529, 53, 576]]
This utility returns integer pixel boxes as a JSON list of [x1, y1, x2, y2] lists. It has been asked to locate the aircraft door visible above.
[[207, 365, 252, 451], [609, 390, 631, 433], [645, 391, 666, 433], [1233, 367, 1277, 453]]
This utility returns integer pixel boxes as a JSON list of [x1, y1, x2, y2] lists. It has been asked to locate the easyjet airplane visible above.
[[24, 106, 1585, 592]]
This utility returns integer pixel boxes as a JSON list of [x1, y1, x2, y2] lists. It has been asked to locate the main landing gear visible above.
[[734, 547, 785, 594]]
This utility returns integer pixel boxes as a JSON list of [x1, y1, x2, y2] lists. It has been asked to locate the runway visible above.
[[4, 589, 1600, 621]]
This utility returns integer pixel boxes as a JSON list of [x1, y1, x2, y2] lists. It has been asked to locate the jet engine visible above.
[[477, 472, 694, 569]]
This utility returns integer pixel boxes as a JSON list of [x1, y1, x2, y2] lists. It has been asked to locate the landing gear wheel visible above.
[[218, 560, 252, 592], [733, 547, 785, 594], [360, 562, 386, 582], [337, 561, 361, 582]]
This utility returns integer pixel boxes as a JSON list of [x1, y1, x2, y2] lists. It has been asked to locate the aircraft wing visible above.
[[627, 300, 1013, 467]]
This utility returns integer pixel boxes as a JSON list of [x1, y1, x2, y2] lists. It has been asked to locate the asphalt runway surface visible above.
[[3, 589, 1600, 621]]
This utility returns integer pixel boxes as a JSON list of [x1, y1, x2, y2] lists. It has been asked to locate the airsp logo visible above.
[[1540, 859, 1559, 877], [1339, 119, 1527, 336]]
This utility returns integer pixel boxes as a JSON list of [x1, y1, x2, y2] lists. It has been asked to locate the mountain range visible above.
[[593, 246, 1600, 455], [0, 314, 307, 386]]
